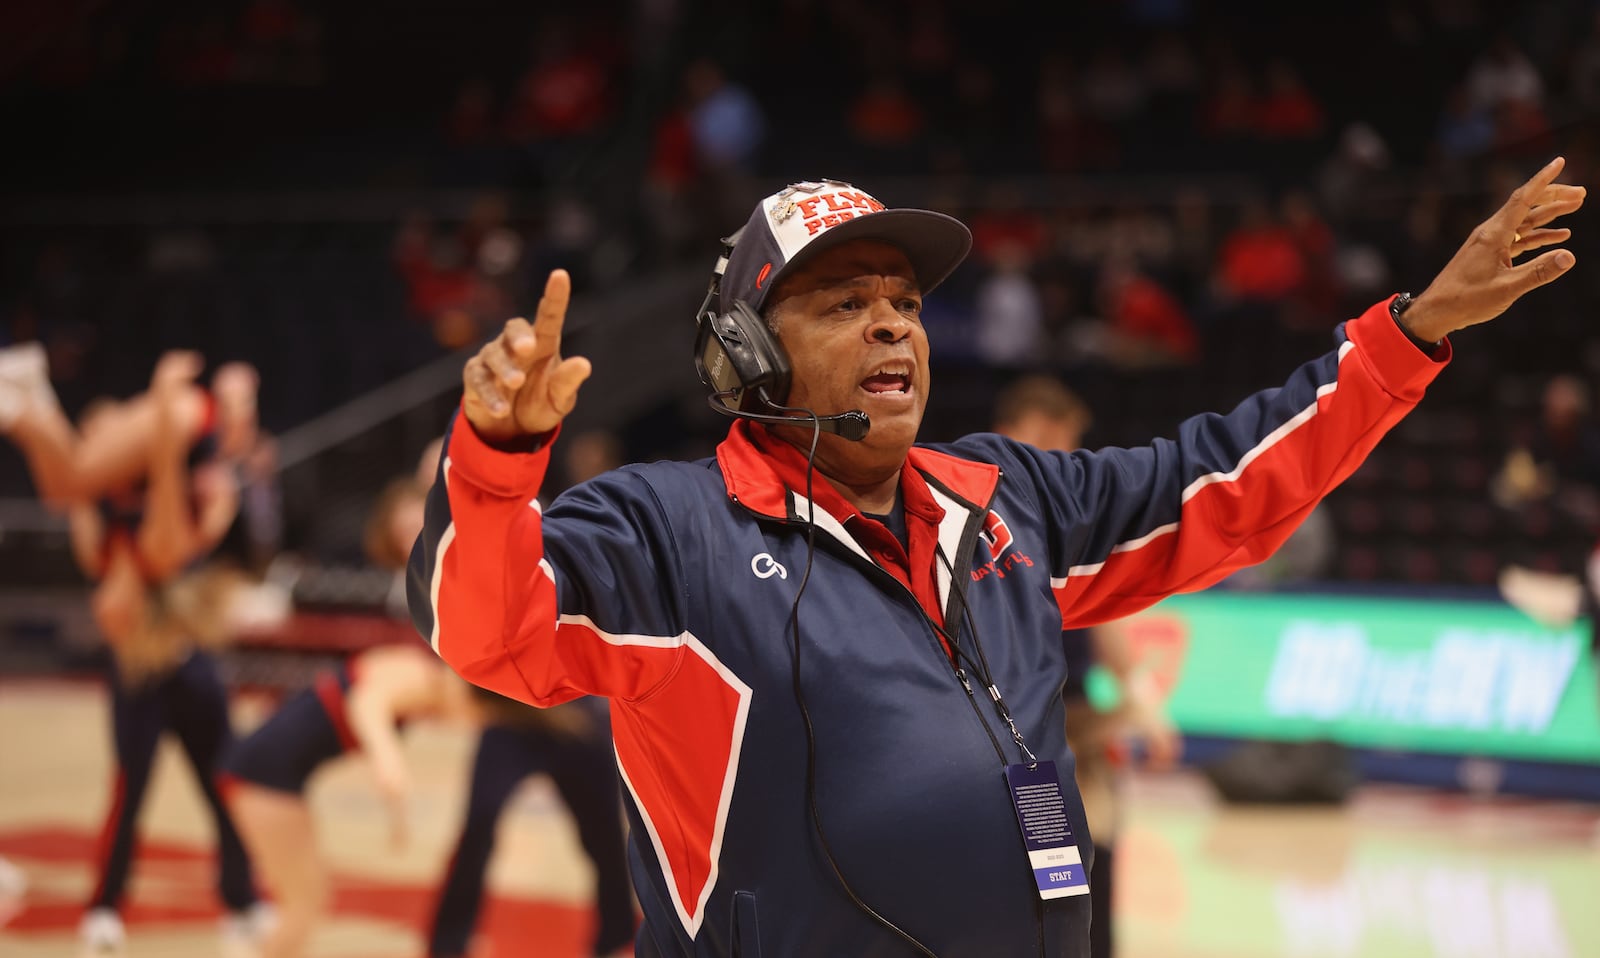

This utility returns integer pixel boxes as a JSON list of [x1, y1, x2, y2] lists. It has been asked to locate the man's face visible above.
[[765, 240, 929, 484]]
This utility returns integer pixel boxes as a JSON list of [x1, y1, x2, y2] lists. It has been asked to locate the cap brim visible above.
[[751, 208, 973, 312]]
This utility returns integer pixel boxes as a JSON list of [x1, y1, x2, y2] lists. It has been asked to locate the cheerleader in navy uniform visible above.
[[360, 441, 636, 958], [70, 353, 269, 954], [426, 689, 636, 958], [219, 640, 479, 958]]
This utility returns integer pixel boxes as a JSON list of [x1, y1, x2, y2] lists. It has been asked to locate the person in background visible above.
[[208, 360, 285, 576], [426, 685, 635, 958], [0, 343, 259, 511], [217, 640, 479, 958], [1492, 372, 1600, 526], [69, 352, 270, 955], [991, 374, 1182, 958], [358, 434, 636, 958]]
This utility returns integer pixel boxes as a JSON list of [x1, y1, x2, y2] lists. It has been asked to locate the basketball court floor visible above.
[[1, 676, 1596, 957]]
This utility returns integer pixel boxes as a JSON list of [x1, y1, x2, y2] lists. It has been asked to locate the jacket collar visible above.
[[715, 419, 1000, 521]]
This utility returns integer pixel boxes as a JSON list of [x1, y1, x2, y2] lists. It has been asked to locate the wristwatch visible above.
[[1389, 292, 1441, 354]]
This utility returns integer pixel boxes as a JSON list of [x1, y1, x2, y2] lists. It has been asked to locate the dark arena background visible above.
[[1, 1, 1598, 956]]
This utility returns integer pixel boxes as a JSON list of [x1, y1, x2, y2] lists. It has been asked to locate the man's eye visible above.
[[900, 299, 922, 313], [836, 299, 860, 313]]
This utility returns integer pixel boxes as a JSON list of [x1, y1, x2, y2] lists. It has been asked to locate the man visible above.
[[991, 374, 1181, 958], [409, 161, 1583, 956]]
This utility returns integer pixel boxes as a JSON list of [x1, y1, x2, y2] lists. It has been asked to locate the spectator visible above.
[[1315, 122, 1395, 227], [1199, 60, 1257, 154], [1278, 189, 1342, 324], [974, 240, 1045, 369], [684, 58, 766, 174], [1078, 46, 1147, 131], [1464, 32, 1544, 113], [502, 23, 612, 144], [1212, 195, 1306, 307], [1493, 373, 1600, 521], [1037, 58, 1118, 174], [1435, 82, 1497, 164], [1253, 58, 1325, 142], [849, 73, 925, 148], [1093, 256, 1200, 368]]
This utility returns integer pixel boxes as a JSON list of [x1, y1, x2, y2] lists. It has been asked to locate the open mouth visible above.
[[860, 369, 912, 395]]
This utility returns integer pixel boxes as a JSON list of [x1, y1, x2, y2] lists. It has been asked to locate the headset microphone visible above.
[[706, 391, 871, 441]]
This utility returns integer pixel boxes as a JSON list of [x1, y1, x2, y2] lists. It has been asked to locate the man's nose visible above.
[[866, 301, 912, 342]]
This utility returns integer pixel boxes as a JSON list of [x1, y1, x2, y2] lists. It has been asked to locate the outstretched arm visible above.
[[1032, 156, 1584, 626]]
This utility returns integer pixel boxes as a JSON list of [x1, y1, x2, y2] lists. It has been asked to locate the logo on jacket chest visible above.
[[751, 553, 789, 580], [973, 509, 1034, 582]]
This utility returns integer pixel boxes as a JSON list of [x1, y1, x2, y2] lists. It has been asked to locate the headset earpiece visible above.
[[694, 226, 792, 416], [695, 300, 792, 413], [693, 227, 866, 440]]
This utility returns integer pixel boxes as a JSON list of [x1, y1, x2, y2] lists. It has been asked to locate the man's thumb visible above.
[[549, 357, 592, 415]]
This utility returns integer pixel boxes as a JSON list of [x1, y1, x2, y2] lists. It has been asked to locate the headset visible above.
[[692, 227, 871, 442]]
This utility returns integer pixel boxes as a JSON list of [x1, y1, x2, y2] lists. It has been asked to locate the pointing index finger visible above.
[[530, 269, 572, 359]]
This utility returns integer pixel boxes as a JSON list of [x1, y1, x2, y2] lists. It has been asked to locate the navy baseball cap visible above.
[[718, 179, 973, 316]]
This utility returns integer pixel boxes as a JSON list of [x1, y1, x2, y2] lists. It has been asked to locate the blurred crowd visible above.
[[3, 0, 1600, 584]]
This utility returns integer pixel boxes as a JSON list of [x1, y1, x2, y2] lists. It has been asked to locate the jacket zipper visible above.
[[742, 502, 1049, 957], [807, 527, 1012, 766], [822, 532, 1047, 958]]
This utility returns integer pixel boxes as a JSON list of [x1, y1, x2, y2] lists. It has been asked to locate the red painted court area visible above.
[[0, 827, 608, 957]]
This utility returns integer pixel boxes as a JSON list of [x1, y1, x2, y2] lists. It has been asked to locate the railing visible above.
[[274, 263, 708, 473]]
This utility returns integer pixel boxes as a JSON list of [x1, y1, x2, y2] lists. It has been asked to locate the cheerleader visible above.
[[0, 342, 258, 510], [71, 355, 269, 953], [218, 640, 479, 958]]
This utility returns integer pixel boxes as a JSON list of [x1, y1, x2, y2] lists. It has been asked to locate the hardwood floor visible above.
[[1, 677, 1595, 957]]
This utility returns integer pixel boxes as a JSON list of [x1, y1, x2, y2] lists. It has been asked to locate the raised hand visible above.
[[462, 270, 593, 446], [1403, 156, 1586, 342]]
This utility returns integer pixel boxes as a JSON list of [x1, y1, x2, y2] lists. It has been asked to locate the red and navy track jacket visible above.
[[408, 300, 1447, 957]]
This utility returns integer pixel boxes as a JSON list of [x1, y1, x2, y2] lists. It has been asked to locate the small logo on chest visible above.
[[751, 553, 788, 580]]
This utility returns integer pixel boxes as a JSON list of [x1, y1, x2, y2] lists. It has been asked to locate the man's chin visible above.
[[860, 407, 921, 447]]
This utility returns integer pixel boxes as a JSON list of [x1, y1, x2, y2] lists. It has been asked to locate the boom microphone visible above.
[[706, 394, 871, 441]]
